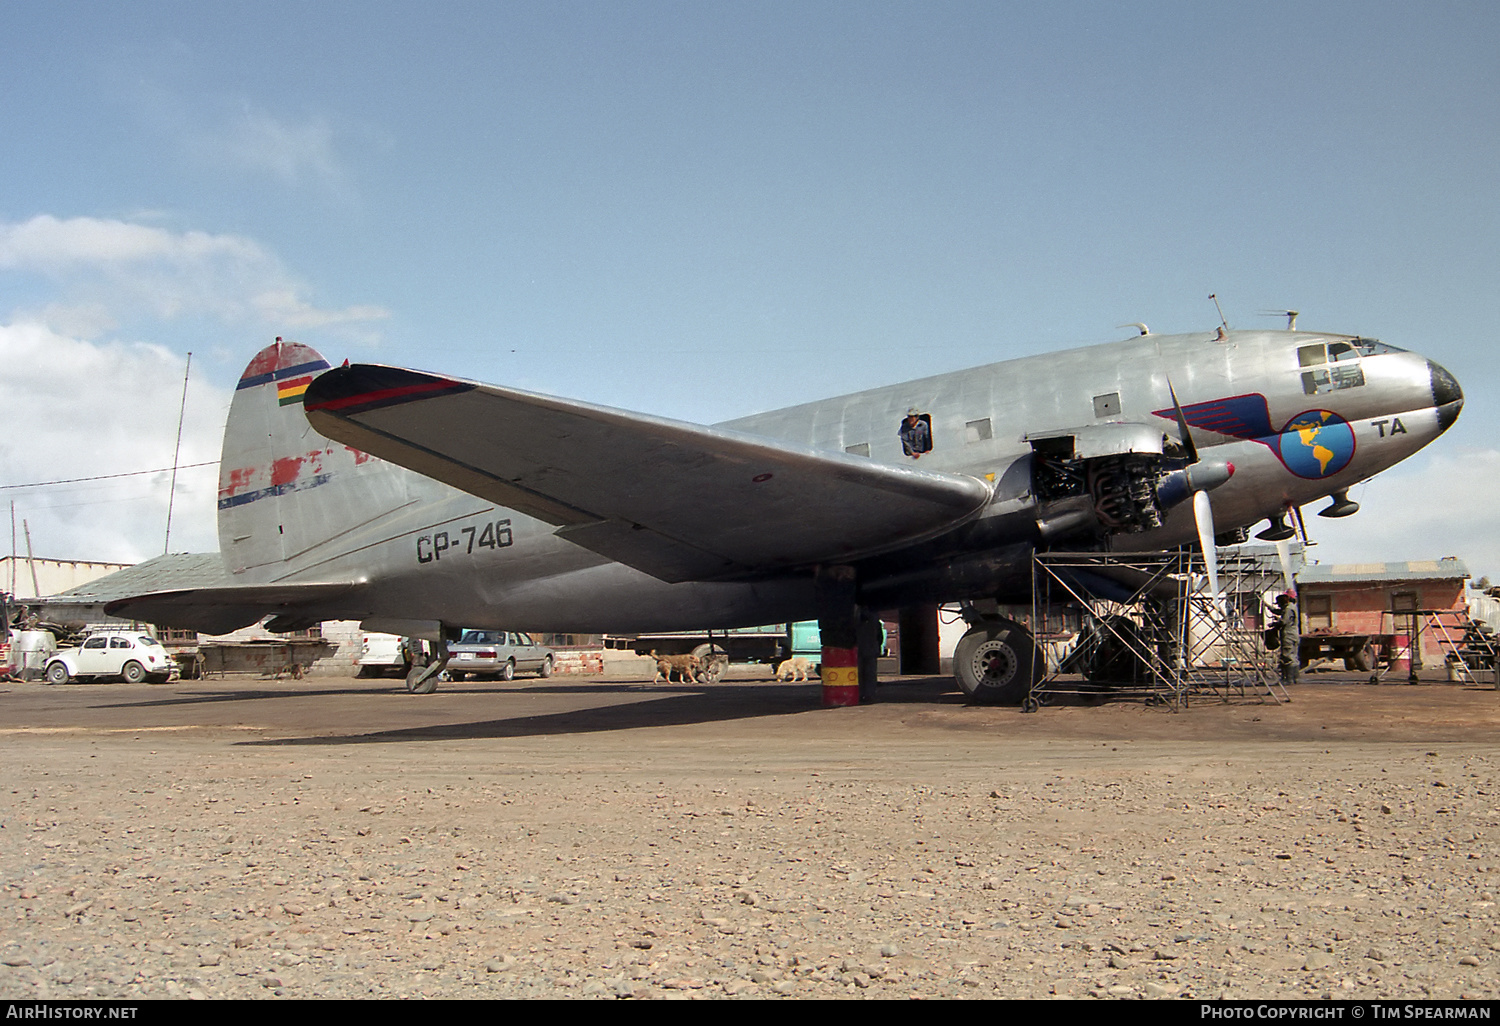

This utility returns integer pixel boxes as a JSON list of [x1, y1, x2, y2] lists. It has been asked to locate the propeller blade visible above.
[[1167, 378, 1199, 464], [1274, 538, 1295, 592], [1194, 489, 1222, 616]]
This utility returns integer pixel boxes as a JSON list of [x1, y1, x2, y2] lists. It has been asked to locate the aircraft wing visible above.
[[105, 582, 364, 636], [304, 364, 992, 582]]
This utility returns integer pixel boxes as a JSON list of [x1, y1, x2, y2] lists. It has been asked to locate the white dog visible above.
[[775, 656, 813, 682]]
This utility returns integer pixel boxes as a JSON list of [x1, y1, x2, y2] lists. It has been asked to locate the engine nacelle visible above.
[[1025, 421, 1225, 540]]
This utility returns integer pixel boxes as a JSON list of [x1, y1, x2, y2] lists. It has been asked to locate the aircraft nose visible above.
[[1429, 359, 1463, 433]]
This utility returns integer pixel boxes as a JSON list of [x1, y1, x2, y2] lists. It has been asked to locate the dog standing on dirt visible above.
[[775, 656, 813, 682], [650, 651, 701, 684]]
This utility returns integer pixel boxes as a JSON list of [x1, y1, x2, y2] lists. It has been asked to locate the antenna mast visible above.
[[1209, 294, 1229, 330]]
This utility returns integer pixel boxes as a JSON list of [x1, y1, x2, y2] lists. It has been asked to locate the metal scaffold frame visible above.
[[1028, 548, 1289, 711]]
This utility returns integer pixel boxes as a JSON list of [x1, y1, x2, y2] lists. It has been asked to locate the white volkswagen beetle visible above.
[[45, 631, 174, 684]]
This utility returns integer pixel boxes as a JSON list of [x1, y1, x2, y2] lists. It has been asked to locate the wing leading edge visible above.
[[304, 364, 993, 582]]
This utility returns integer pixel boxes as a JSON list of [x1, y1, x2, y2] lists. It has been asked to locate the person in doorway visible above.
[[898, 408, 932, 458]]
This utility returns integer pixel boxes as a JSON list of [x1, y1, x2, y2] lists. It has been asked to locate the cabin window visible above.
[[1298, 341, 1365, 395], [965, 418, 992, 443], [845, 442, 870, 457], [1093, 392, 1120, 418]]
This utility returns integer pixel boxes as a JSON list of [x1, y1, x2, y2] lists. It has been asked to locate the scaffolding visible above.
[[1419, 608, 1500, 688], [1027, 548, 1289, 710]]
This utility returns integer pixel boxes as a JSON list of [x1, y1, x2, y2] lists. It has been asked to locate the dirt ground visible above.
[[1, 665, 1497, 1000]]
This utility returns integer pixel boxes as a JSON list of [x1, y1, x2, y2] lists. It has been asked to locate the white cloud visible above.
[[0, 215, 260, 269], [0, 214, 391, 566], [0, 215, 388, 334], [1304, 447, 1500, 581], [0, 321, 230, 563], [250, 288, 390, 329], [187, 107, 349, 193]]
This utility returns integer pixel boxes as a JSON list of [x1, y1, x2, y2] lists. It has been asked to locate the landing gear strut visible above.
[[405, 636, 451, 695]]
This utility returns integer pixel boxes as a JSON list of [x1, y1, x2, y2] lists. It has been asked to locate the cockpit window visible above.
[[1298, 339, 1365, 395]]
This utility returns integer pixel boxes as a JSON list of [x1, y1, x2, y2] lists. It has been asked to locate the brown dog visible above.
[[650, 651, 701, 683]]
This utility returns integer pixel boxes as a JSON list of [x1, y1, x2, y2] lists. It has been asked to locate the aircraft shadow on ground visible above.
[[233, 676, 963, 747]]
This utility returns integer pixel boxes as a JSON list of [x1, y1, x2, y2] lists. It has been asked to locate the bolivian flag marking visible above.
[[277, 375, 313, 406]]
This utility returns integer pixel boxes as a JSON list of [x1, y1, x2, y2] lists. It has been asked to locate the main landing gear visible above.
[[952, 611, 1042, 706]]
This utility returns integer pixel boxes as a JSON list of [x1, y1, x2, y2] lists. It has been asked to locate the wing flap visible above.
[[305, 364, 992, 582]]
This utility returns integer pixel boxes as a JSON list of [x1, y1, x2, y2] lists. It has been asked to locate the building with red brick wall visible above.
[[1295, 558, 1469, 666]]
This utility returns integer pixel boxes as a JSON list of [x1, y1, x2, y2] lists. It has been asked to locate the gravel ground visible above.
[[1, 670, 1497, 1000]]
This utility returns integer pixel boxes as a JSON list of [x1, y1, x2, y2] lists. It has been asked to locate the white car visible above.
[[45, 631, 174, 684], [448, 630, 555, 681]]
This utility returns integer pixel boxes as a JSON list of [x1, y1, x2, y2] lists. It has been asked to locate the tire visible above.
[[953, 620, 1040, 706], [121, 661, 147, 684], [691, 644, 728, 684], [538, 656, 553, 679], [406, 664, 439, 694], [45, 661, 69, 685], [1346, 643, 1374, 674], [1082, 616, 1145, 685], [501, 659, 515, 681]]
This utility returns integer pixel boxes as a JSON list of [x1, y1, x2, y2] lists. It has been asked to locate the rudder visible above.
[[217, 339, 407, 580]]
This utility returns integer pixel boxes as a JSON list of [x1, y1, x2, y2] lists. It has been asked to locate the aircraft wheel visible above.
[[500, 659, 515, 681], [953, 620, 1039, 706], [406, 664, 440, 694], [538, 656, 553, 678], [45, 662, 69, 685], [121, 661, 147, 685], [691, 644, 728, 684]]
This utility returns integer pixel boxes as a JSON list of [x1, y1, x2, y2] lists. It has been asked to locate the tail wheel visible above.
[[953, 619, 1040, 706], [690, 644, 728, 684], [406, 663, 440, 694]]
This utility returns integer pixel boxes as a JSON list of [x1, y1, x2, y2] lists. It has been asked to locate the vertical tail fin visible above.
[[217, 340, 407, 580]]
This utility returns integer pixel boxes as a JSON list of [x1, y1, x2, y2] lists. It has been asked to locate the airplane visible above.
[[108, 324, 1463, 704]]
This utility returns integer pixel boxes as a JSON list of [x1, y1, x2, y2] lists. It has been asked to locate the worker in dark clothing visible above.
[[1275, 591, 1300, 685]]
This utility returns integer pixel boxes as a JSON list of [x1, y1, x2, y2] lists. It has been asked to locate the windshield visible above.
[[1347, 337, 1404, 356]]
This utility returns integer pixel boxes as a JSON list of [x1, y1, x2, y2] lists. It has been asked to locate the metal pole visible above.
[[164, 352, 192, 554], [22, 519, 39, 598]]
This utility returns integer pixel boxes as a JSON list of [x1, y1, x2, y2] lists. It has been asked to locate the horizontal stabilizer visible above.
[[105, 582, 364, 636], [305, 364, 993, 582]]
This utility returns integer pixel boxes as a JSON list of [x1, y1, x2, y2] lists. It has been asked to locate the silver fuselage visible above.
[[224, 329, 1457, 635]]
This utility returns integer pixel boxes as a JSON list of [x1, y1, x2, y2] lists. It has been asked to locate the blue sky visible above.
[[2, 1, 1497, 577]]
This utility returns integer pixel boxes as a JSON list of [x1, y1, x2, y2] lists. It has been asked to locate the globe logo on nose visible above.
[[1277, 409, 1355, 478]]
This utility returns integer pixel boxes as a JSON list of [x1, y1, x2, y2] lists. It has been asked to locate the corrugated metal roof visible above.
[[1298, 557, 1469, 585], [45, 553, 231, 602]]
